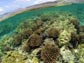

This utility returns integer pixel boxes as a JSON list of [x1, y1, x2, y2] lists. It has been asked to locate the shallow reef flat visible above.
[[0, 3, 84, 63]]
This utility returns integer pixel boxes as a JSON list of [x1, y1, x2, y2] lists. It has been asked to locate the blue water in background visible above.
[[0, 3, 84, 39]]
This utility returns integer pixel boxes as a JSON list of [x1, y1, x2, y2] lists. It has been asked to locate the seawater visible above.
[[0, 3, 84, 38]]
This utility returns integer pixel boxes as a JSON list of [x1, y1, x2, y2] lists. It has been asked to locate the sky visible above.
[[0, 0, 57, 15]]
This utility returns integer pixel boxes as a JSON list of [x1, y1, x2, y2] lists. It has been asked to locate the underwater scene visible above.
[[0, 3, 84, 63]]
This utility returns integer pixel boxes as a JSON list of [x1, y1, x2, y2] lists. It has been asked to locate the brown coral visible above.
[[70, 32, 79, 48], [20, 29, 33, 39], [3, 46, 12, 51], [79, 26, 84, 32], [22, 33, 43, 52], [34, 28, 45, 35], [22, 44, 30, 52], [28, 33, 42, 48], [47, 28, 60, 39], [32, 20, 43, 31], [79, 33, 84, 44], [22, 40, 30, 52], [41, 43, 59, 63], [0, 58, 2, 63], [41, 15, 51, 22], [12, 33, 22, 47], [70, 19, 80, 33], [35, 20, 43, 27], [70, 19, 79, 28]]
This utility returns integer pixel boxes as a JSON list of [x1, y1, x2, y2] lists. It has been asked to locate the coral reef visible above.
[[0, 11, 84, 63]]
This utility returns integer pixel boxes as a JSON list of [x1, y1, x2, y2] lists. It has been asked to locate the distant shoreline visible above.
[[0, 1, 71, 22]]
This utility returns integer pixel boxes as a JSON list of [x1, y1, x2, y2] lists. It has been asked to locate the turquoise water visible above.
[[0, 3, 84, 38]]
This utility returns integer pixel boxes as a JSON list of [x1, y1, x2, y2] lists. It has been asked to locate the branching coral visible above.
[[79, 33, 84, 43], [70, 32, 79, 48], [74, 44, 84, 63], [21, 33, 43, 52], [47, 28, 60, 39], [79, 26, 84, 32], [58, 30, 71, 46], [70, 19, 80, 30], [41, 38, 60, 63], [34, 28, 45, 35], [60, 46, 75, 63], [28, 33, 42, 48], [21, 39, 30, 52], [20, 29, 33, 39], [32, 57, 39, 63], [12, 33, 22, 47], [1, 51, 27, 63], [12, 29, 33, 47], [78, 44, 84, 63], [35, 19, 43, 27]]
